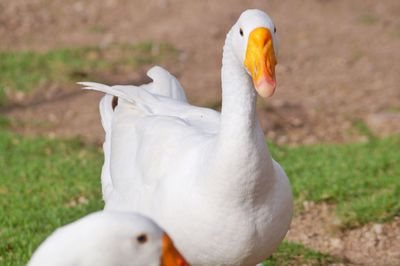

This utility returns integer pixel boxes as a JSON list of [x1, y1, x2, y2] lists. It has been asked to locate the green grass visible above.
[[88, 25, 107, 33], [386, 106, 400, 113], [0, 116, 12, 128], [0, 130, 103, 265], [359, 14, 378, 25], [353, 120, 376, 140], [0, 126, 399, 264], [392, 29, 400, 39], [271, 135, 400, 228], [0, 42, 177, 105], [264, 242, 341, 266]]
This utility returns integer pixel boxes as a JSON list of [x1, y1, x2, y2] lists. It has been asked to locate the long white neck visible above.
[[207, 30, 275, 200], [220, 30, 257, 144]]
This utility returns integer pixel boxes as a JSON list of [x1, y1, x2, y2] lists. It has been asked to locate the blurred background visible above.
[[0, 0, 399, 265]]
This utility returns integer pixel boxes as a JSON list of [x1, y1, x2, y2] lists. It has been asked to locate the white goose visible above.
[[81, 9, 293, 266], [28, 211, 188, 266]]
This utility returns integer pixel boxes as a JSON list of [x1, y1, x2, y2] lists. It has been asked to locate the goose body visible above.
[[81, 9, 293, 266], [28, 211, 188, 266]]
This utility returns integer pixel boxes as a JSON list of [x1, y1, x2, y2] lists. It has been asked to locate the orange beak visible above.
[[244, 27, 278, 98], [160, 234, 189, 266]]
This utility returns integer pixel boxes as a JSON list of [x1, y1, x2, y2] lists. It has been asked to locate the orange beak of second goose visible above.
[[244, 27, 277, 98], [160, 234, 189, 266]]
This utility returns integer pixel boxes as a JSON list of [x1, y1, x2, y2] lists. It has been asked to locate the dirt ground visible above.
[[287, 203, 400, 265], [1, 0, 400, 265]]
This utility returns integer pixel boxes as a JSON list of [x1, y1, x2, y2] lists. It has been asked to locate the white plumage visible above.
[[81, 9, 292, 266]]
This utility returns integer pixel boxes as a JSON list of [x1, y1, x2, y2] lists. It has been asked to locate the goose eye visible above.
[[136, 233, 148, 244], [274, 26, 277, 33], [239, 28, 243, 36]]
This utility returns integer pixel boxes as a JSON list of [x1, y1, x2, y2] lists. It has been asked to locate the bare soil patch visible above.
[[287, 203, 400, 266]]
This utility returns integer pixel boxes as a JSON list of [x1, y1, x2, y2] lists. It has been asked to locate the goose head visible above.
[[28, 211, 189, 266], [231, 9, 279, 98]]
